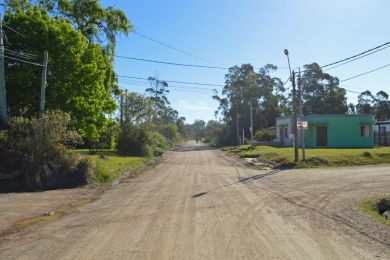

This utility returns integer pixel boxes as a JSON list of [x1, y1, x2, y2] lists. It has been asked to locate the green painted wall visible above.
[[303, 114, 374, 148]]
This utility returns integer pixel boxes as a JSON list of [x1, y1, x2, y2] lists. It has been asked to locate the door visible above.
[[279, 127, 284, 145], [316, 126, 327, 146]]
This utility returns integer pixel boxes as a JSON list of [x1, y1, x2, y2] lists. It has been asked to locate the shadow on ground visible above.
[[173, 145, 214, 152], [192, 170, 282, 198]]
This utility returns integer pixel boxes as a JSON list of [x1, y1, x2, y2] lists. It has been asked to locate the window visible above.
[[361, 125, 370, 137], [284, 127, 288, 138]]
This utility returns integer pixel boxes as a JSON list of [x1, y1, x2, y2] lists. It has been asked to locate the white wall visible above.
[[374, 124, 390, 132], [275, 118, 293, 146]]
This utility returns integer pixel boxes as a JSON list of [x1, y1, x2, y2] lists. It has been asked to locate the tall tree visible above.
[[212, 64, 286, 145], [356, 90, 375, 114], [146, 77, 170, 121], [5, 0, 131, 55], [122, 91, 153, 125], [374, 91, 390, 120], [3, 3, 128, 146], [300, 63, 348, 114]]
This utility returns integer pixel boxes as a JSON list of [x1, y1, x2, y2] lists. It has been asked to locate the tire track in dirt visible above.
[[0, 142, 389, 259]]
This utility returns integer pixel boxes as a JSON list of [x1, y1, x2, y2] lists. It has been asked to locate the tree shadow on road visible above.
[[173, 145, 214, 152], [192, 169, 282, 198]]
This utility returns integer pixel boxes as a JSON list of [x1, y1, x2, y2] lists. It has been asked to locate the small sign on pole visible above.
[[297, 121, 308, 129]]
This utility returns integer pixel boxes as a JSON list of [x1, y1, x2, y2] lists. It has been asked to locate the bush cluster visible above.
[[0, 110, 91, 191], [255, 129, 276, 142], [117, 123, 179, 157], [117, 123, 152, 156]]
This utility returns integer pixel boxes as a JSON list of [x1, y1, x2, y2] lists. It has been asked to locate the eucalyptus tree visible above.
[[145, 77, 170, 121], [374, 91, 390, 120], [300, 63, 348, 114], [212, 64, 286, 145], [356, 90, 375, 114]]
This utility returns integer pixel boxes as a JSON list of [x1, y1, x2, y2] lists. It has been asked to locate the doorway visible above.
[[279, 127, 284, 145], [316, 126, 327, 146]]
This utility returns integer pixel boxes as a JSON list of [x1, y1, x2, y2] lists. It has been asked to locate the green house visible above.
[[275, 114, 374, 148]]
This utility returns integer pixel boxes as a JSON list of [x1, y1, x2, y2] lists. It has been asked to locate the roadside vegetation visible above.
[[0, 1, 186, 192], [223, 145, 390, 168], [76, 150, 147, 183]]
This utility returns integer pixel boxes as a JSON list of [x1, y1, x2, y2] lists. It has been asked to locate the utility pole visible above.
[[291, 71, 299, 162], [250, 99, 254, 149], [120, 90, 123, 127], [298, 67, 306, 160], [124, 89, 128, 123], [39, 51, 48, 114], [0, 14, 8, 129], [236, 103, 240, 145], [242, 128, 245, 145], [284, 49, 299, 162]]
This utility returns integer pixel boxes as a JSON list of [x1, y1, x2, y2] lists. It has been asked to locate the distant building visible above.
[[275, 114, 374, 148], [374, 121, 390, 146]]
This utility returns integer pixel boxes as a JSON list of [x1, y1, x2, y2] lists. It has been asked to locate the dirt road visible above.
[[1, 141, 389, 259]]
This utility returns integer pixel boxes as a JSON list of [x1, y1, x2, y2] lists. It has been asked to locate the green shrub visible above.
[[117, 123, 152, 156], [254, 129, 276, 141], [157, 123, 179, 142], [0, 110, 89, 191], [148, 131, 168, 150], [362, 151, 372, 158]]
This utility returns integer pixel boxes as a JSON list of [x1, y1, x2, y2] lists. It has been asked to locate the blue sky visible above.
[[103, 0, 390, 123]]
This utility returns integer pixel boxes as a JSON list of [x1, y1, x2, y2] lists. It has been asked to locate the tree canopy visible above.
[[300, 63, 348, 115], [3, 0, 131, 146], [212, 64, 288, 145]]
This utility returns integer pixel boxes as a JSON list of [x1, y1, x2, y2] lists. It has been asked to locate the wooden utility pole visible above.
[[298, 67, 306, 160], [39, 51, 48, 114], [0, 15, 8, 129], [120, 91, 124, 127], [284, 49, 299, 162], [124, 89, 128, 123], [242, 128, 245, 145], [250, 99, 254, 149], [236, 104, 240, 145]]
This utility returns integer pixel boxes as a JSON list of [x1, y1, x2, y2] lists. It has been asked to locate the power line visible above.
[[340, 62, 390, 83], [115, 55, 229, 70], [118, 79, 214, 91], [321, 41, 390, 69], [2, 54, 43, 66], [324, 44, 390, 72], [132, 30, 209, 62], [5, 49, 39, 60], [115, 54, 288, 71], [117, 75, 224, 87], [297, 41, 390, 74], [2, 23, 26, 38], [118, 78, 215, 91], [121, 83, 211, 93]]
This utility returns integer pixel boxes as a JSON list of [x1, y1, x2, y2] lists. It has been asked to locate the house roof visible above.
[[276, 114, 374, 120]]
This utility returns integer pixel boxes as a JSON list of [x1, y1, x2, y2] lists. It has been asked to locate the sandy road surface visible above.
[[0, 141, 389, 259]]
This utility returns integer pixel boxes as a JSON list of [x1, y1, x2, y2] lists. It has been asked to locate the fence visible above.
[[374, 130, 390, 146]]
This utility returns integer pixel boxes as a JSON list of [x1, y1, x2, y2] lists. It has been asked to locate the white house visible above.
[[275, 116, 294, 146]]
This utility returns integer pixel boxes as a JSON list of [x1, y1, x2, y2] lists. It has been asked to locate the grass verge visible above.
[[76, 149, 148, 183], [360, 195, 390, 226], [223, 145, 390, 168]]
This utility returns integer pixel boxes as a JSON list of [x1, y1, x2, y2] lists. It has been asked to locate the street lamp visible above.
[[284, 49, 299, 162]]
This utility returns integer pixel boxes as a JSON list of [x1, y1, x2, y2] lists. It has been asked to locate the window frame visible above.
[[361, 125, 370, 137]]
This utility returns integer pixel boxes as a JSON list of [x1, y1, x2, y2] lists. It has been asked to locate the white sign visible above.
[[297, 121, 308, 129]]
